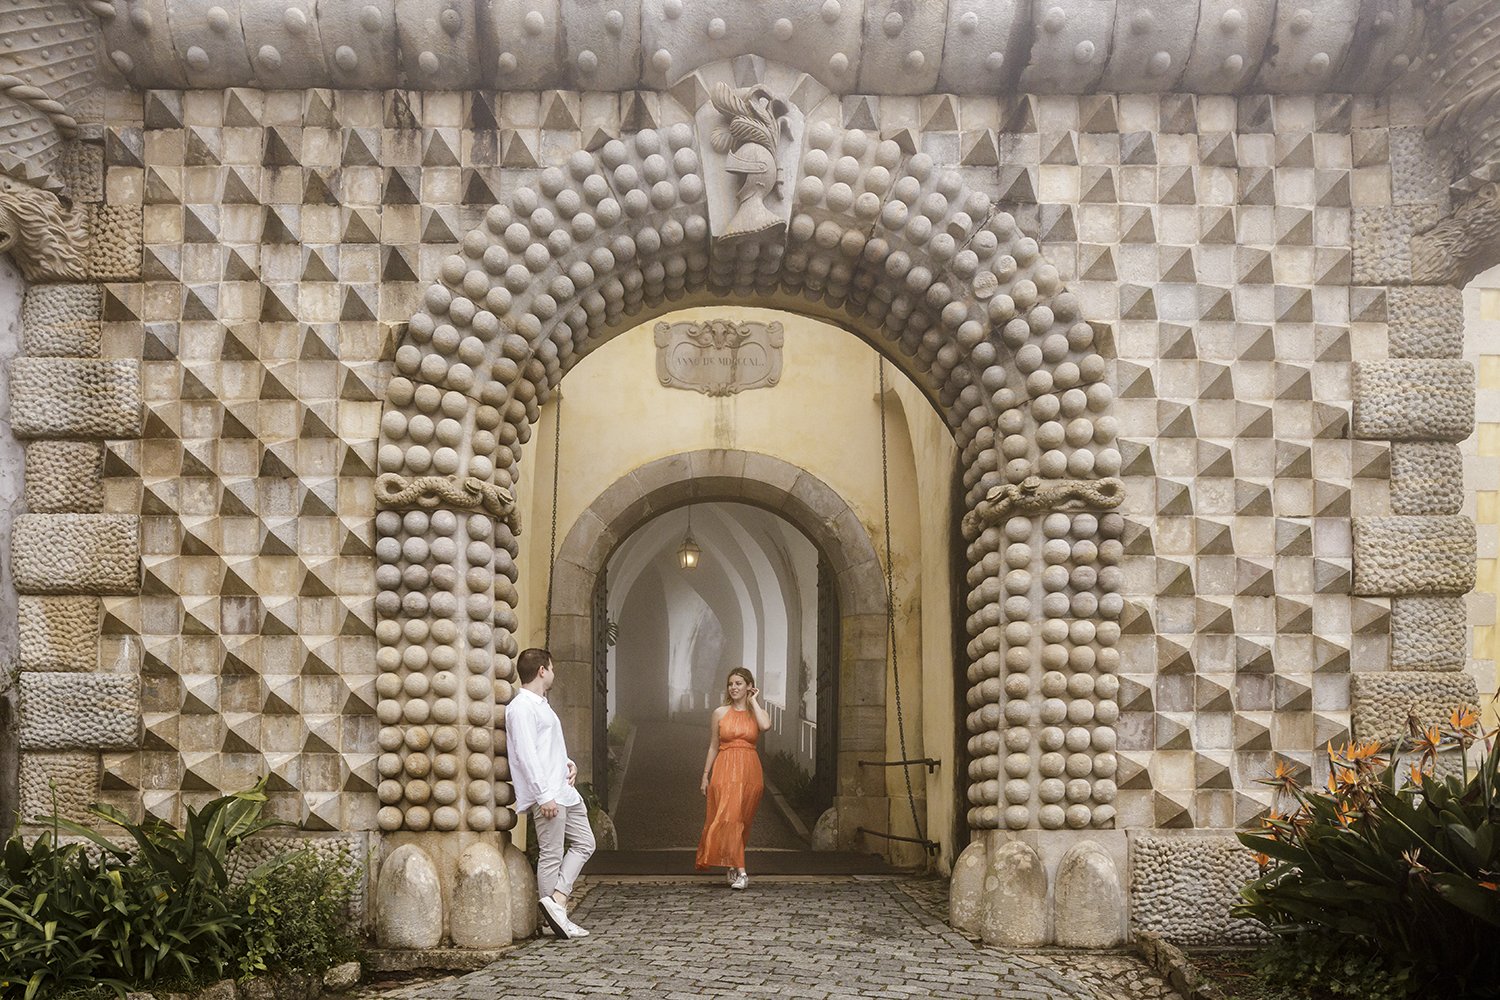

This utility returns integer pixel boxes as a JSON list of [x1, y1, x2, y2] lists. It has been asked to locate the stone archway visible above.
[[547, 450, 888, 846], [368, 68, 1129, 916]]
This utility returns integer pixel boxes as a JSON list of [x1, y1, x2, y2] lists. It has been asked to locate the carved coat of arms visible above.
[[698, 84, 804, 246]]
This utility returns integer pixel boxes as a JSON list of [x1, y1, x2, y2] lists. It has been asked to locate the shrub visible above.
[[1, 783, 285, 999], [1235, 709, 1500, 998], [233, 849, 361, 979], [0, 782, 362, 1000]]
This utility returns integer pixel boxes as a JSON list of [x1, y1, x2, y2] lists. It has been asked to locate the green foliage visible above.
[[232, 850, 360, 978], [764, 751, 813, 810], [1251, 935, 1418, 1000], [1235, 713, 1500, 998], [0, 782, 360, 1000]]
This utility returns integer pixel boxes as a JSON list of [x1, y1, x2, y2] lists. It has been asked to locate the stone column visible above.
[[3, 143, 146, 828], [1348, 104, 1481, 743]]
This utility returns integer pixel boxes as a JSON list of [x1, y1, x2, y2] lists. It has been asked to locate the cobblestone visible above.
[[375, 878, 1174, 1000]]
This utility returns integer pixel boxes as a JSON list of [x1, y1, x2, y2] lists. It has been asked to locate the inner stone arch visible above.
[[371, 79, 1128, 840], [547, 451, 887, 848]]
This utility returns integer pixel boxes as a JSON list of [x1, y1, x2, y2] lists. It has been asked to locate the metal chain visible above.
[[543, 389, 563, 647], [877, 359, 926, 854]]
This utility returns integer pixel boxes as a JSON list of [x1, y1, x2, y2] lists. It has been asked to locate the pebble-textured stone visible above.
[[1390, 596, 1469, 670], [374, 879, 1176, 1000], [1352, 360, 1475, 443], [12, 514, 141, 595], [1351, 672, 1481, 745], [24, 441, 104, 513], [226, 833, 368, 921], [18, 751, 98, 824], [9, 359, 143, 439], [1351, 206, 1439, 285], [1351, 515, 1476, 596], [88, 204, 143, 281], [17, 596, 99, 671], [1387, 285, 1464, 359], [21, 283, 102, 357], [1130, 836, 1263, 945], [1390, 442, 1464, 515], [18, 672, 141, 750]]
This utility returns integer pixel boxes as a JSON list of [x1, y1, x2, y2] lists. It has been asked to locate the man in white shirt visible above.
[[506, 647, 595, 939]]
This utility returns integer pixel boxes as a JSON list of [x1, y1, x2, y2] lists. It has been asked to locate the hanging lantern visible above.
[[678, 507, 701, 570], [677, 530, 701, 570]]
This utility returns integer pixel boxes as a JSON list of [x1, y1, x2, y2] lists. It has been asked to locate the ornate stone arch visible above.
[[371, 81, 1128, 842]]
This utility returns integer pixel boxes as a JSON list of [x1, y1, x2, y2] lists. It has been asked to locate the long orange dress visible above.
[[695, 707, 764, 870]]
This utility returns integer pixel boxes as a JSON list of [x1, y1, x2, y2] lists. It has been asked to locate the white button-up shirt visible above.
[[505, 687, 582, 813]]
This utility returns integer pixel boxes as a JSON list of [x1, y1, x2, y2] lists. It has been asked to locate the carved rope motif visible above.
[[375, 473, 523, 534], [962, 476, 1126, 538]]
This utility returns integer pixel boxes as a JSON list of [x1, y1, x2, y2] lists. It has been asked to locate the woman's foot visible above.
[[726, 869, 738, 887], [730, 871, 749, 890]]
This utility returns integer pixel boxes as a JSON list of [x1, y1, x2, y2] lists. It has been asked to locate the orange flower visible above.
[[1252, 852, 1271, 868], [1450, 707, 1480, 733], [1262, 758, 1301, 796], [1411, 724, 1443, 757], [1408, 762, 1426, 787], [1480, 881, 1499, 892], [1347, 740, 1384, 762]]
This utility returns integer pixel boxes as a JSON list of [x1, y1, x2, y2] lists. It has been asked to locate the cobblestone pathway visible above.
[[378, 878, 1175, 1000]]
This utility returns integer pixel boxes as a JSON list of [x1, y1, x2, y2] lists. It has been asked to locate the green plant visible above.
[[1235, 708, 1500, 997], [1250, 933, 1418, 1000], [233, 850, 360, 978], [0, 782, 288, 999]]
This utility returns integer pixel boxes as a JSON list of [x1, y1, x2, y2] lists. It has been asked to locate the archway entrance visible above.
[[370, 73, 1129, 926], [517, 295, 968, 868], [576, 501, 845, 870]]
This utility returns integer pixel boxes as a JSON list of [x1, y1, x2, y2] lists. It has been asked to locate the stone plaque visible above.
[[654, 319, 784, 396]]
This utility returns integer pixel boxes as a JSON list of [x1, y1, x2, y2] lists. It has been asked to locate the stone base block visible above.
[[13, 514, 140, 595], [18, 596, 100, 670], [1387, 285, 1463, 359], [9, 358, 142, 439], [1351, 672, 1480, 745], [1351, 516, 1475, 596], [1389, 443, 1463, 515], [1130, 833, 1263, 945], [1352, 360, 1474, 442], [18, 673, 140, 749], [1390, 596, 1468, 670], [19, 751, 99, 824], [21, 283, 102, 357], [24, 441, 104, 513]]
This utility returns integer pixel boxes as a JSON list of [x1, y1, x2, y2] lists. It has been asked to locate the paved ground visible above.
[[376, 877, 1175, 1000], [613, 716, 806, 852]]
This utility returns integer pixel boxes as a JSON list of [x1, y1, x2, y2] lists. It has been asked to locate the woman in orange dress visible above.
[[695, 667, 772, 889]]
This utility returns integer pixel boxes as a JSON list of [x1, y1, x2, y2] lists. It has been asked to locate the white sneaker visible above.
[[730, 872, 749, 891], [564, 917, 590, 938], [539, 896, 578, 939]]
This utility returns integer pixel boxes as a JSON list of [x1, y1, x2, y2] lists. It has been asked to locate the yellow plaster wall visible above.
[[508, 307, 960, 866], [1467, 265, 1500, 720]]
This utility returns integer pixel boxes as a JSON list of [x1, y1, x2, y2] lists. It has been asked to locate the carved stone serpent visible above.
[[962, 476, 1125, 539], [375, 473, 522, 535]]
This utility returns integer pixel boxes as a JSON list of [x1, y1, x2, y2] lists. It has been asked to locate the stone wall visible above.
[[3, 78, 1469, 840]]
